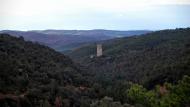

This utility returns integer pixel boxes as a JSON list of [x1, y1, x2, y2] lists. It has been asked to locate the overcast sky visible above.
[[0, 0, 190, 30]]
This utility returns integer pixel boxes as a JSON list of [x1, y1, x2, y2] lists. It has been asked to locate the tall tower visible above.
[[97, 44, 102, 57]]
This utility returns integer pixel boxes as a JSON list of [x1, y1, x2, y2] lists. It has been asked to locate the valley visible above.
[[0, 28, 190, 107], [0, 30, 150, 52]]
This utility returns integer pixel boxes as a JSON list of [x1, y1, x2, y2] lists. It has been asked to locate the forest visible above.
[[0, 28, 190, 107]]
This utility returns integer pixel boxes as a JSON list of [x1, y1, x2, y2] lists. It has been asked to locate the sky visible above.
[[0, 0, 190, 30]]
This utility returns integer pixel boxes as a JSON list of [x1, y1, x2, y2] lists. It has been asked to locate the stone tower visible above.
[[97, 44, 102, 57]]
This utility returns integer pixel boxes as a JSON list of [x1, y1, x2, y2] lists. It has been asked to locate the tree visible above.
[[127, 76, 190, 107]]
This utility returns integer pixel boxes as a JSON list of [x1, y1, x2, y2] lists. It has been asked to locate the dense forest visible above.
[[0, 28, 190, 107], [69, 28, 190, 88], [0, 34, 91, 107]]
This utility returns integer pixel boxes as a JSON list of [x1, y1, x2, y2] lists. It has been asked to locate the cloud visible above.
[[1, 0, 190, 16]]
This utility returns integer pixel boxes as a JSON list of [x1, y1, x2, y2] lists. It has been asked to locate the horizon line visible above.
[[1, 27, 190, 32]]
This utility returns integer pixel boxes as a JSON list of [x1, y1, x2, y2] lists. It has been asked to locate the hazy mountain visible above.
[[0, 30, 151, 52], [35, 29, 151, 37]]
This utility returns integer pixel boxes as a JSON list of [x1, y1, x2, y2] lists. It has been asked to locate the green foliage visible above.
[[0, 34, 90, 107], [127, 75, 190, 107], [127, 84, 147, 105]]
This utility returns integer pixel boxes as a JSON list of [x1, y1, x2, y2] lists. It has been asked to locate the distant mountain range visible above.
[[0, 30, 151, 52]]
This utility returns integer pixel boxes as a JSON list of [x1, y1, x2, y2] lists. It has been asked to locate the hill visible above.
[[0, 34, 92, 107], [1, 28, 190, 107], [0, 30, 150, 52], [69, 28, 190, 88]]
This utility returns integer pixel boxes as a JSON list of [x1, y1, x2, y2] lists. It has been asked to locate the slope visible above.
[[69, 28, 190, 88], [0, 34, 90, 107]]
